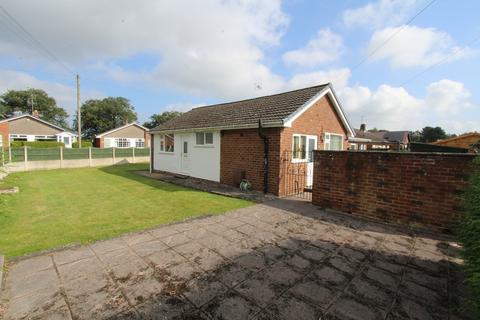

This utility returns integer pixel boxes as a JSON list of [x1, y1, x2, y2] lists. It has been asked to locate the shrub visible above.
[[10, 141, 65, 148], [72, 141, 93, 148], [459, 156, 480, 314]]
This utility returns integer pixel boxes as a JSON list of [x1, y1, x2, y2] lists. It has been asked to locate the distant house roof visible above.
[[433, 132, 480, 145], [95, 122, 148, 138], [351, 129, 409, 144], [150, 84, 355, 137], [0, 114, 75, 134]]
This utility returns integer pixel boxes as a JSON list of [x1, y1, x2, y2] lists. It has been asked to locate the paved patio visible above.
[[0, 199, 473, 320]]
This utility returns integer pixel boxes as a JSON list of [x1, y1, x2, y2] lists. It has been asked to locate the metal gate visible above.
[[282, 151, 314, 201]]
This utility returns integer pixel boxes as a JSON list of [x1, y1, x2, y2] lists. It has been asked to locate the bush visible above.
[[459, 156, 480, 314], [10, 141, 65, 148], [72, 141, 93, 148]]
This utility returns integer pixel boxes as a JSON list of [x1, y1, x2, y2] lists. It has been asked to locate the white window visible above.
[[9, 134, 27, 142], [195, 132, 214, 145], [34, 135, 56, 141], [159, 134, 174, 152], [324, 133, 343, 151], [115, 138, 130, 148], [292, 134, 317, 161], [135, 138, 145, 148]]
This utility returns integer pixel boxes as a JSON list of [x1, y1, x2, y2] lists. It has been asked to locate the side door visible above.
[[306, 136, 317, 187], [180, 135, 190, 174]]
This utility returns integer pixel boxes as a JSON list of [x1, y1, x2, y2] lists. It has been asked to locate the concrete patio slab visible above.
[[0, 198, 474, 320]]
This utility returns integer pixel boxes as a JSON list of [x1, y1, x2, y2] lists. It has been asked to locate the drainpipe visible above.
[[258, 119, 269, 194]]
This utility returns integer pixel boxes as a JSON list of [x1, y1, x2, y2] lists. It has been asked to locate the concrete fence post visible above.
[[59, 147, 63, 168], [8, 146, 12, 163], [1, 146, 4, 166], [89, 147, 92, 167], [24, 145, 28, 171], [132, 147, 135, 163], [112, 147, 116, 164]]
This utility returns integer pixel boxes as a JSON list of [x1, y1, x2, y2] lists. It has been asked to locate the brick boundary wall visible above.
[[312, 151, 476, 233]]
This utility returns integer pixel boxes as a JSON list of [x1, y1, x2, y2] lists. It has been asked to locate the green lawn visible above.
[[0, 163, 252, 258]]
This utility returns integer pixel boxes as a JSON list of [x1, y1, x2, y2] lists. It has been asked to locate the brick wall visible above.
[[220, 128, 282, 195], [279, 95, 349, 196], [0, 122, 8, 148], [312, 151, 476, 232], [94, 137, 104, 148]]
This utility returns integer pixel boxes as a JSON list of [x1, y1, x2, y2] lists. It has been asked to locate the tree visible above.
[[74, 97, 137, 140], [143, 111, 183, 129], [0, 89, 69, 128], [420, 126, 448, 143], [368, 128, 387, 133], [409, 126, 456, 143]]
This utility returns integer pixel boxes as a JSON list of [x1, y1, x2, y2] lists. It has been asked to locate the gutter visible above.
[[148, 120, 284, 134], [258, 119, 269, 194]]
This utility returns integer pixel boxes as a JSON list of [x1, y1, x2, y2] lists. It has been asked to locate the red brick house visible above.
[[94, 123, 150, 148], [149, 84, 354, 196], [349, 124, 410, 151]]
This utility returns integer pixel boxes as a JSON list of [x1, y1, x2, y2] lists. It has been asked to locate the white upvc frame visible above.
[[292, 134, 317, 163], [158, 134, 175, 153], [195, 132, 214, 146], [324, 132, 344, 151]]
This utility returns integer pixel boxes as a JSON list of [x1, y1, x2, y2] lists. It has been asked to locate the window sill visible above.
[[291, 159, 308, 163], [194, 145, 215, 148]]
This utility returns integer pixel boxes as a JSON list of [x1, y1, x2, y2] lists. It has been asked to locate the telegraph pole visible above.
[[76, 74, 81, 148]]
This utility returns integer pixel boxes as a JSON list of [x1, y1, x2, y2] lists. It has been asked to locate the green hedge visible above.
[[72, 141, 93, 148], [10, 141, 65, 148], [459, 156, 480, 315]]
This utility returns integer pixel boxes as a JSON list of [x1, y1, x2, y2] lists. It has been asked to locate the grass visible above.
[[0, 163, 252, 258], [459, 156, 480, 315]]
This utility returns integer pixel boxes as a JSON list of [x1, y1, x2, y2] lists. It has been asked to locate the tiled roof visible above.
[[353, 129, 409, 143], [152, 84, 330, 131]]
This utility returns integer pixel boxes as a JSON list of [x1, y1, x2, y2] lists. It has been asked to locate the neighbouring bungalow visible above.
[[433, 132, 480, 152], [94, 122, 150, 148], [149, 83, 355, 196], [0, 113, 77, 148], [349, 124, 410, 151]]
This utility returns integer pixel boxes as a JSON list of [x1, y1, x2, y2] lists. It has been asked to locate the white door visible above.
[[306, 136, 317, 187], [180, 135, 190, 174]]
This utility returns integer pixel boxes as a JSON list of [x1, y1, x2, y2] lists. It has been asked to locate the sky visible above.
[[0, 0, 478, 133]]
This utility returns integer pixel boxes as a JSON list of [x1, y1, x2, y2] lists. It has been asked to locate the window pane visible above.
[[300, 136, 307, 159], [183, 141, 188, 154], [135, 139, 144, 148], [196, 132, 204, 145], [331, 135, 342, 150], [165, 134, 174, 152], [307, 138, 315, 161], [205, 132, 213, 144], [293, 136, 299, 158]]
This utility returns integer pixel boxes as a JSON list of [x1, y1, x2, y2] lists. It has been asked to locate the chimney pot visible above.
[[360, 123, 366, 132]]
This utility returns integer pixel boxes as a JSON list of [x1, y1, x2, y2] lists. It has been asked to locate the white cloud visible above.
[[0, 69, 104, 116], [425, 79, 472, 114], [367, 25, 476, 68], [338, 84, 424, 130], [282, 29, 343, 67], [336, 78, 479, 134], [343, 0, 416, 29], [0, 0, 288, 100], [287, 68, 350, 90]]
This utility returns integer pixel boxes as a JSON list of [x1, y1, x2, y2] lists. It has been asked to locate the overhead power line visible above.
[[349, 0, 437, 73], [399, 34, 480, 87], [0, 5, 74, 74]]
